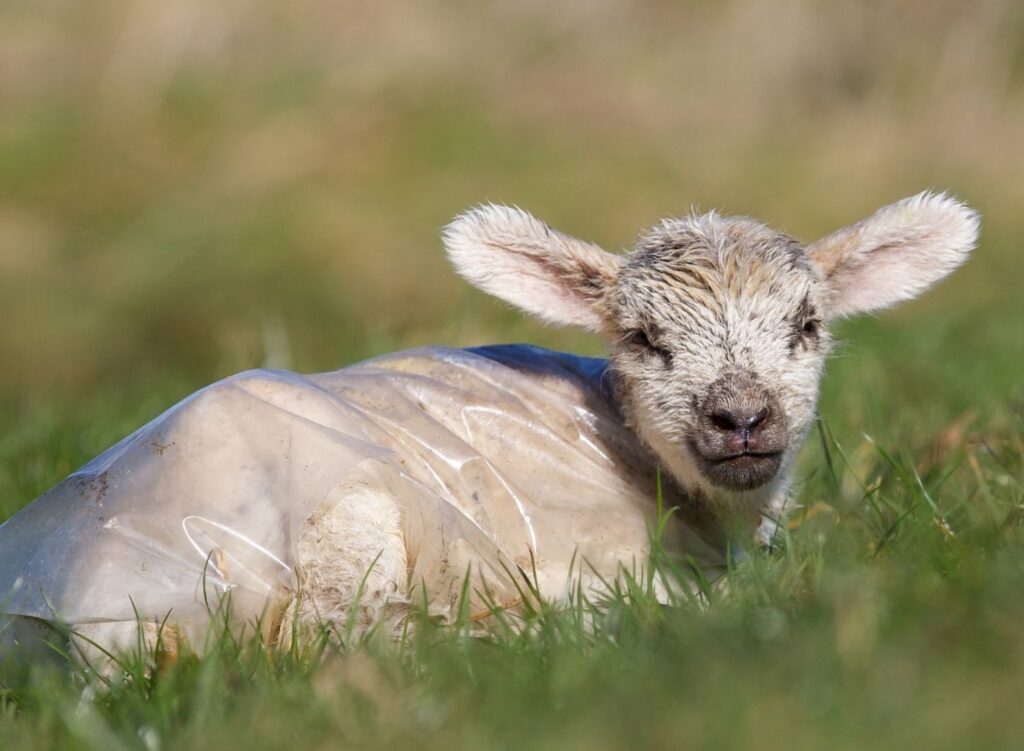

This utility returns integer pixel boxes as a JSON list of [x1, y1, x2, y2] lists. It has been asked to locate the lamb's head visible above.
[[444, 193, 978, 512]]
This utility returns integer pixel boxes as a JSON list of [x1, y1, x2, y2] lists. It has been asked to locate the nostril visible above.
[[744, 407, 770, 431], [710, 410, 739, 432]]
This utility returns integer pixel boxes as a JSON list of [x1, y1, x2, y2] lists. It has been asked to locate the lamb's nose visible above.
[[709, 407, 770, 439]]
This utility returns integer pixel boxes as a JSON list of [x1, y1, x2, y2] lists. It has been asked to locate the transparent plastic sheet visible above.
[[0, 345, 724, 655]]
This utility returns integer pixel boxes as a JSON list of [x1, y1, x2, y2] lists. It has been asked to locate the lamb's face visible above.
[[607, 217, 830, 494], [444, 192, 978, 515]]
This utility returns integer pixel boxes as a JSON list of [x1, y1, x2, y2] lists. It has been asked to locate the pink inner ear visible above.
[[444, 205, 622, 333], [824, 246, 948, 317], [808, 192, 979, 319], [486, 247, 608, 330]]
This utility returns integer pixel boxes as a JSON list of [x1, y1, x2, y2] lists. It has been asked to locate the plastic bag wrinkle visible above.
[[0, 345, 724, 654]]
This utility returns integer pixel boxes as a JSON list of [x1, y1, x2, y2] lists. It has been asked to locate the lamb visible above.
[[0, 192, 978, 663]]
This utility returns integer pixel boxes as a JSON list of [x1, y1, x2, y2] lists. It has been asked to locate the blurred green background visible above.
[[1, 0, 1020, 386]]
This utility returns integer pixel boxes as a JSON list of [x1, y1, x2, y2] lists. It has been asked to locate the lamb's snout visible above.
[[690, 373, 789, 491]]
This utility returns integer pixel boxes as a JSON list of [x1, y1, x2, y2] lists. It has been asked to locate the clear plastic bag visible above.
[[0, 345, 723, 653]]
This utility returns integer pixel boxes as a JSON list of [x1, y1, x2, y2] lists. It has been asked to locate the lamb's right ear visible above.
[[443, 205, 621, 332], [806, 192, 980, 319]]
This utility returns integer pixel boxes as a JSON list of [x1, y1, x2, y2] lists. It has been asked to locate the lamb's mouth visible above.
[[691, 446, 785, 491]]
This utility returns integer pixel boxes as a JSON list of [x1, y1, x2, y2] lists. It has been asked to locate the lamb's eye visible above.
[[790, 296, 823, 353], [627, 329, 672, 364], [628, 329, 653, 349]]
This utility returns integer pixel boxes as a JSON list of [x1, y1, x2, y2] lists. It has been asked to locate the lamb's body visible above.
[[0, 345, 720, 659], [0, 191, 979, 664]]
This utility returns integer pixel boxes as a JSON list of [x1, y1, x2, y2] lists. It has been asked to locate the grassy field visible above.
[[2, 1, 1024, 748]]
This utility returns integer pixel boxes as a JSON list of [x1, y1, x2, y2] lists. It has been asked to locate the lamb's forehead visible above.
[[628, 212, 806, 269], [613, 213, 821, 325]]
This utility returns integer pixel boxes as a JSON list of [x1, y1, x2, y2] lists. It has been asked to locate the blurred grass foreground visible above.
[[1, 1, 1024, 750]]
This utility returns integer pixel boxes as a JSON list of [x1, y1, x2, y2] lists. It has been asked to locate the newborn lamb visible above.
[[0, 192, 978, 663]]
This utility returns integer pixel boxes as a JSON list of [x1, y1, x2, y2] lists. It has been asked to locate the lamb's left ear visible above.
[[807, 192, 979, 319], [443, 204, 621, 332]]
